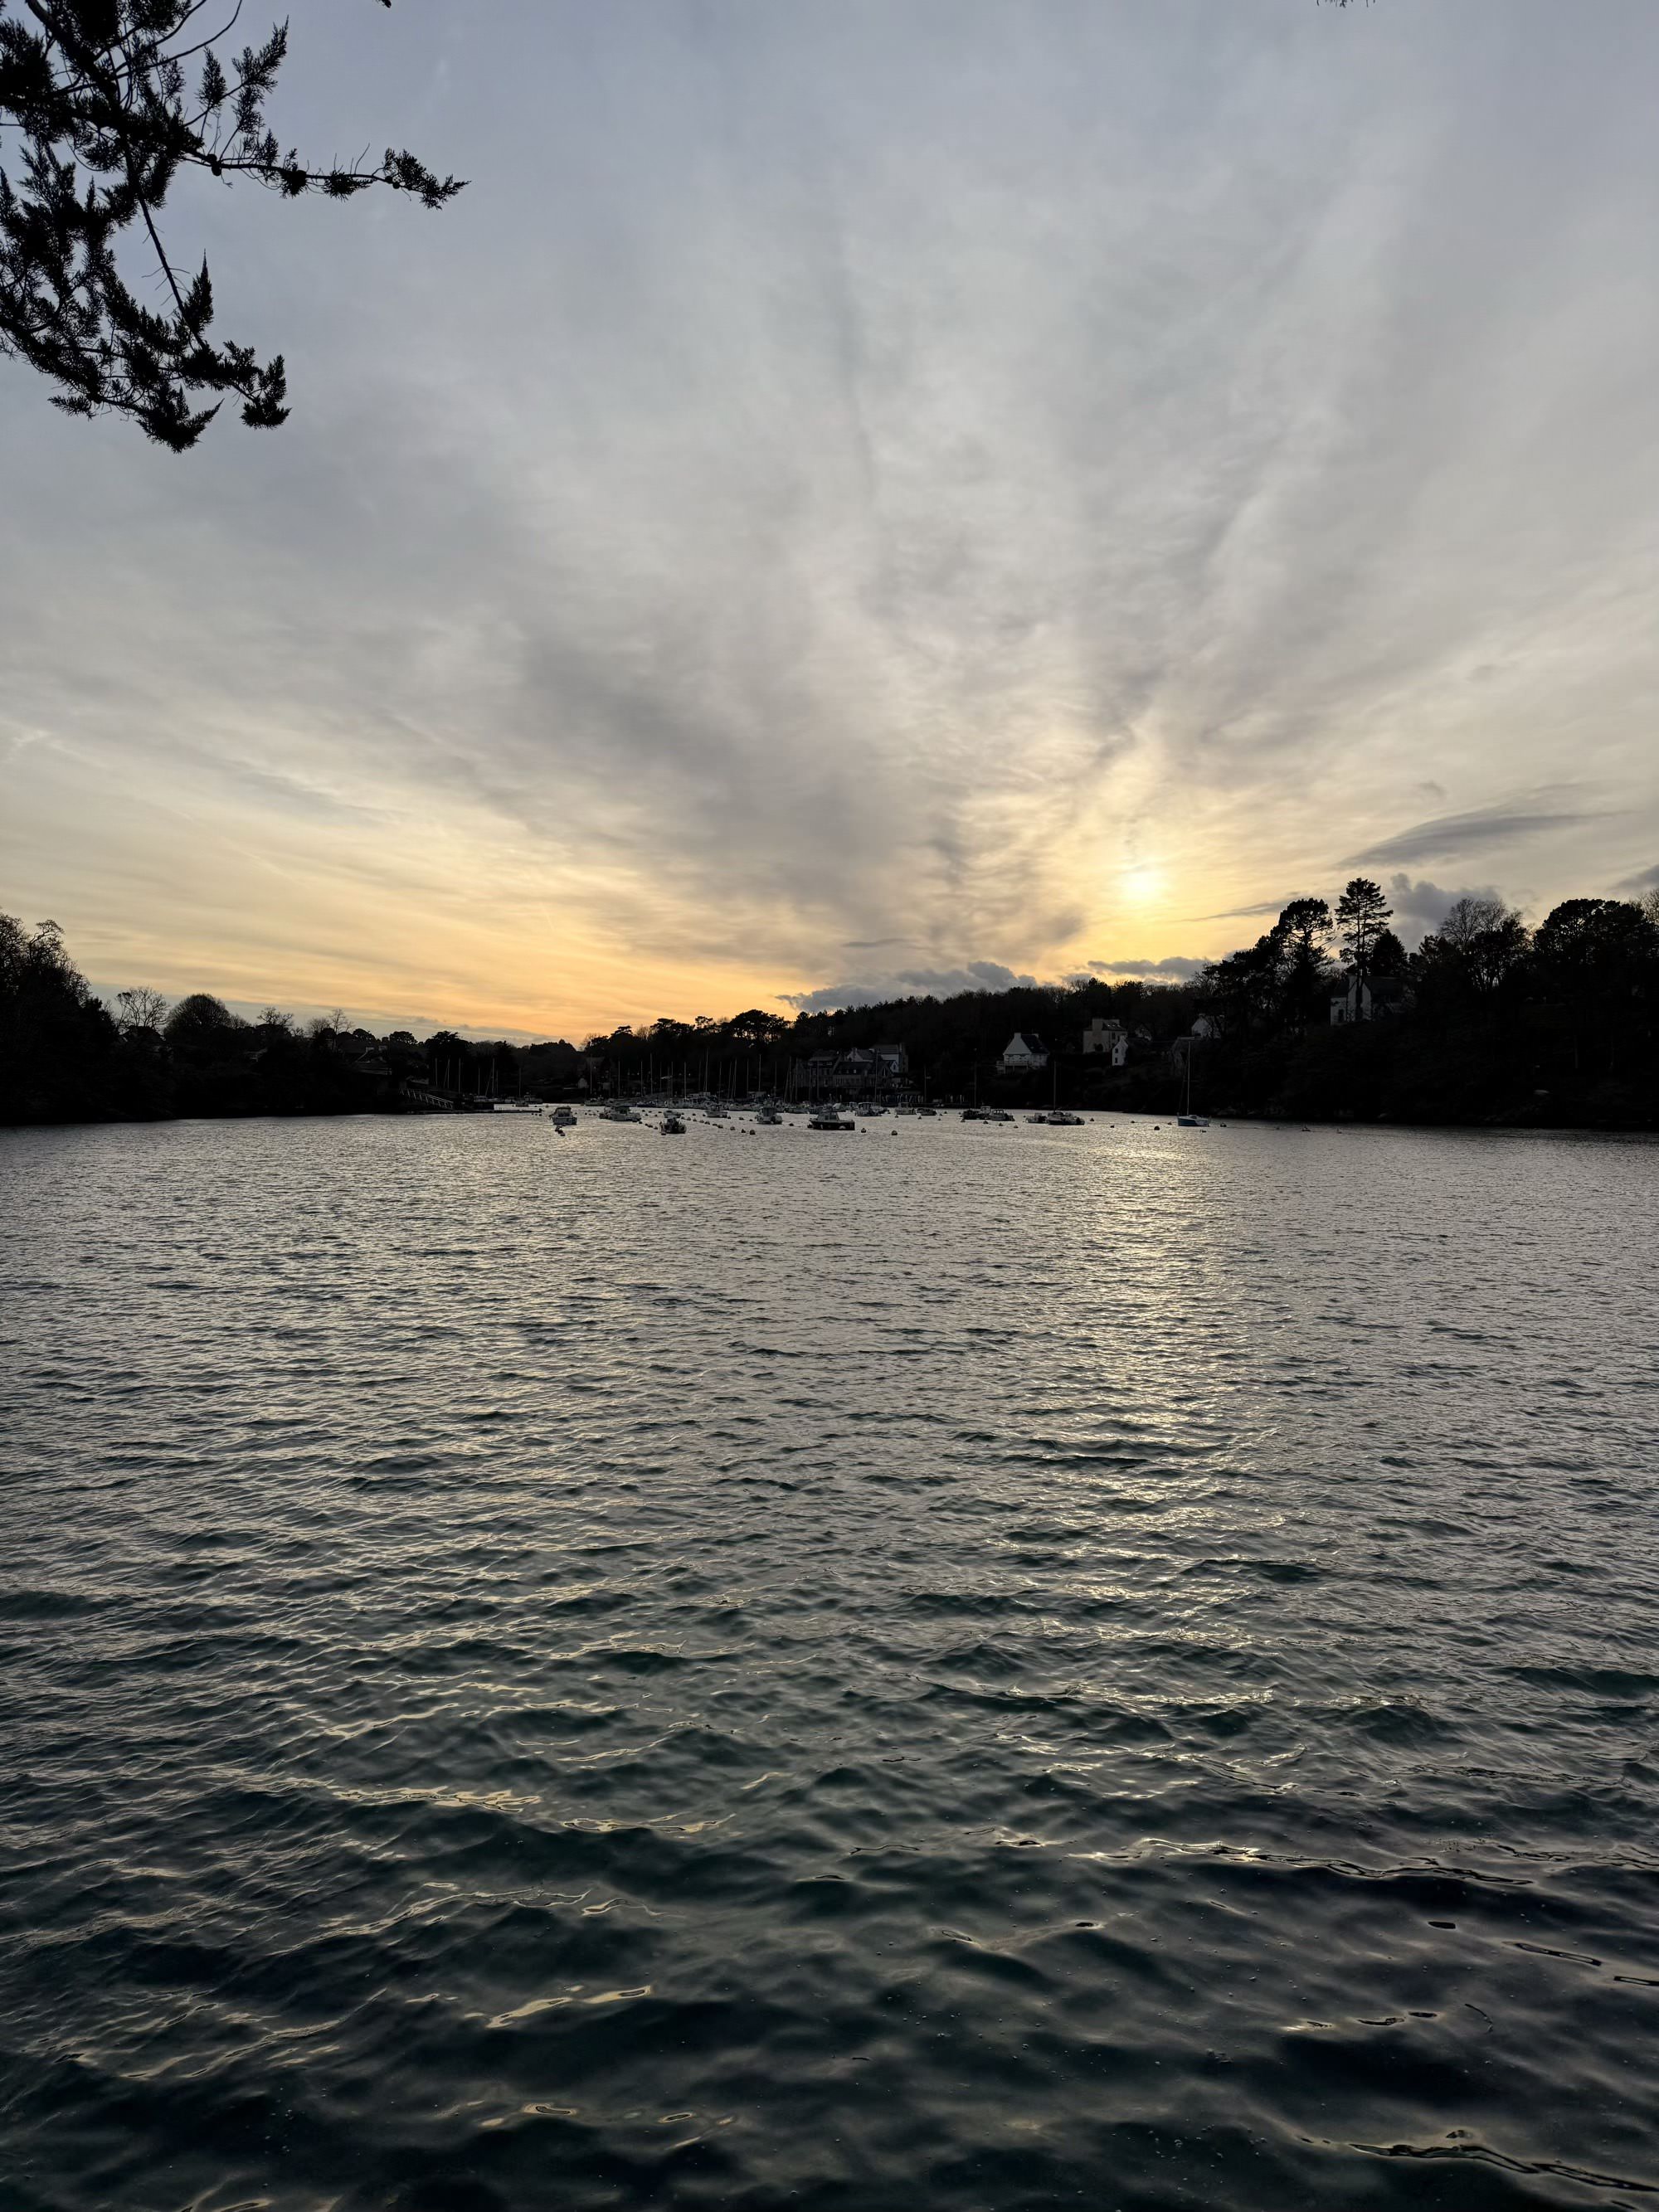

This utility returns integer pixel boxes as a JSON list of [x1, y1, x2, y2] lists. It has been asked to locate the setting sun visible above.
[[1121, 863, 1166, 907]]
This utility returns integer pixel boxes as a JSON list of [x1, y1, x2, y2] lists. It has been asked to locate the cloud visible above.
[[1346, 800, 1598, 870], [781, 959, 1042, 1013], [1088, 955, 1208, 980], [1188, 898, 1297, 924], [1614, 862, 1659, 893], [4, 1, 1659, 1034], [1381, 873, 1506, 944]]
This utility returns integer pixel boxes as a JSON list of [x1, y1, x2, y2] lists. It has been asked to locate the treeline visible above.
[[581, 877, 1659, 1128], [0, 916, 579, 1125], [6, 878, 1658, 1129], [1185, 879, 1659, 1127]]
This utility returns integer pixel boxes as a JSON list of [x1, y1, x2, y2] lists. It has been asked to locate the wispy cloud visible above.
[[1346, 799, 1600, 871], [1187, 899, 1297, 925], [1089, 955, 1208, 980], [3, 0, 1658, 1033]]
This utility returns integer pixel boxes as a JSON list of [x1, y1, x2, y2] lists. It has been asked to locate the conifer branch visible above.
[[0, 0, 463, 449]]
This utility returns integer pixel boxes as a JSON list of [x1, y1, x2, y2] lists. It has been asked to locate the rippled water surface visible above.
[[3, 1111, 1659, 2212]]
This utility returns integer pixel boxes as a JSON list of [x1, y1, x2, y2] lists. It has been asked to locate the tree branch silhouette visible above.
[[0, 0, 463, 450]]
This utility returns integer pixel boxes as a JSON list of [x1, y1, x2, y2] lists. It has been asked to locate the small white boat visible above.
[[1044, 1111, 1085, 1126], [807, 1110, 854, 1131], [981, 1106, 1014, 1124], [600, 1102, 643, 1123], [551, 1105, 576, 1125], [1176, 1043, 1208, 1127], [661, 1111, 686, 1135], [756, 1105, 781, 1124], [915, 1106, 937, 1117]]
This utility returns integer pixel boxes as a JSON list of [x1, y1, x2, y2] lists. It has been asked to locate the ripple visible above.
[[2, 1113, 1657, 2210]]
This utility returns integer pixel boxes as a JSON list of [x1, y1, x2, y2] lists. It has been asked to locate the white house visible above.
[[1081, 1016, 1129, 1067], [998, 1032, 1049, 1073], [1169, 1016, 1221, 1066], [1330, 974, 1411, 1025]]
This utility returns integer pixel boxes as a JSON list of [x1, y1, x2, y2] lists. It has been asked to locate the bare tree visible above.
[[114, 982, 167, 1030]]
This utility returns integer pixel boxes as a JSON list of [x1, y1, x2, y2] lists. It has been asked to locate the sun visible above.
[[1120, 863, 1165, 907]]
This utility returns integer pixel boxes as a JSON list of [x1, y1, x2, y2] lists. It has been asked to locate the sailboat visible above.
[[1176, 1038, 1209, 1128]]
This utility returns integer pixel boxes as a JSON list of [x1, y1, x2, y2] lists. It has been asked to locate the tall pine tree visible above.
[[1335, 878, 1393, 974]]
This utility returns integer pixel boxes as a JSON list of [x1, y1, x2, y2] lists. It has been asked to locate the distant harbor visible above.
[[5, 887, 1658, 1133]]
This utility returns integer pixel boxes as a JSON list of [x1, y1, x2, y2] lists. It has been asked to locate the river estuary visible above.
[[2, 1111, 1657, 2211]]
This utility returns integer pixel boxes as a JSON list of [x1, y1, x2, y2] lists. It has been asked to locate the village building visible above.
[[998, 1032, 1049, 1073], [1330, 973, 1412, 1025], [1081, 1017, 1130, 1067], [796, 1043, 909, 1096], [1168, 1018, 1221, 1067]]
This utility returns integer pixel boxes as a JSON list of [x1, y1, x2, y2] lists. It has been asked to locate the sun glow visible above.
[[1120, 864, 1165, 907]]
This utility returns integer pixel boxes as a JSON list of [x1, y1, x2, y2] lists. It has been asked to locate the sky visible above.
[[3, 0, 1657, 1040]]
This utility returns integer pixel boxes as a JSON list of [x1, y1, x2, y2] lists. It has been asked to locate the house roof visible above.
[[1004, 1032, 1048, 1053], [1333, 971, 1410, 999]]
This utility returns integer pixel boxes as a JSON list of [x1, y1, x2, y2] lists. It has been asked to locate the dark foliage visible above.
[[0, 0, 461, 447], [4, 897, 1657, 1130], [1185, 890, 1659, 1129]]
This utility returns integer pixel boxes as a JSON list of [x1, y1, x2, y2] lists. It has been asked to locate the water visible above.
[[2, 1112, 1657, 2212]]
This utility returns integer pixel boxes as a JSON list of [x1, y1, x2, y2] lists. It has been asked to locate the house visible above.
[[1081, 1017, 1129, 1067], [798, 1043, 909, 1096], [842, 1045, 908, 1084], [998, 1032, 1049, 1073], [1330, 973, 1412, 1025]]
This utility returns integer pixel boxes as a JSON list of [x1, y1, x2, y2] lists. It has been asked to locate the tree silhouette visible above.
[[0, 0, 462, 449], [1335, 878, 1393, 974], [114, 982, 167, 1030]]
